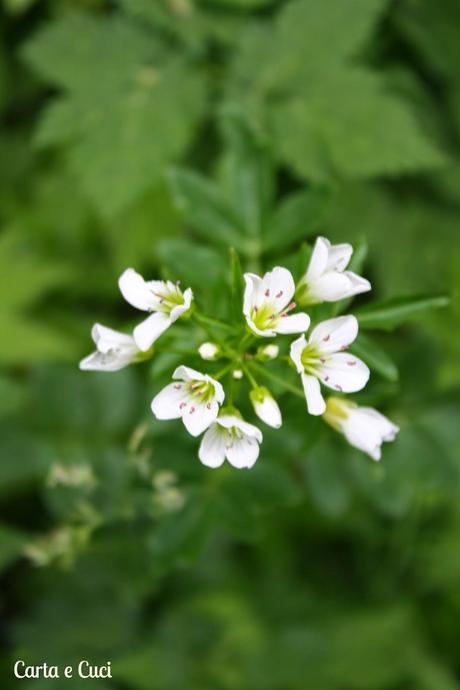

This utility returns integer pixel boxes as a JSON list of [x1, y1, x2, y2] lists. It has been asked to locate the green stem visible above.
[[241, 363, 258, 389], [250, 362, 304, 399], [213, 364, 233, 380], [193, 312, 234, 333]]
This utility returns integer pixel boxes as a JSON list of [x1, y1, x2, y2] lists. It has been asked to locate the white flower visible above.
[[79, 324, 142, 372], [243, 266, 310, 337], [119, 268, 193, 351], [250, 386, 282, 428], [296, 236, 371, 305], [323, 397, 399, 461], [198, 342, 219, 361], [151, 365, 224, 437], [198, 415, 263, 469], [290, 315, 370, 416]]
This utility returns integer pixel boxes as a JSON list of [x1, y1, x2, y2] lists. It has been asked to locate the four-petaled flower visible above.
[[243, 266, 310, 337], [119, 268, 193, 351], [151, 366, 224, 437], [79, 324, 143, 372], [199, 415, 263, 469], [296, 236, 371, 306], [290, 315, 370, 416], [323, 397, 399, 460]]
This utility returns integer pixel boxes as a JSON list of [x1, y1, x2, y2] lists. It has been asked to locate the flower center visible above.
[[251, 301, 296, 331], [323, 397, 353, 431], [187, 380, 215, 403], [300, 343, 323, 374], [151, 284, 185, 314]]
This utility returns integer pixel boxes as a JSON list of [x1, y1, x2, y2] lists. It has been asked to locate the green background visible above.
[[1, 0, 460, 688]]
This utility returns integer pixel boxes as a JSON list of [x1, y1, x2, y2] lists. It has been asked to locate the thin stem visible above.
[[193, 312, 234, 333], [250, 362, 304, 399], [213, 364, 233, 380], [239, 332, 255, 352], [241, 363, 258, 389], [155, 346, 198, 356]]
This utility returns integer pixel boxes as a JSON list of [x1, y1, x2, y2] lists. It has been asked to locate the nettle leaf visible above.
[[229, 0, 446, 181], [23, 13, 206, 217], [273, 68, 447, 182], [356, 294, 450, 330]]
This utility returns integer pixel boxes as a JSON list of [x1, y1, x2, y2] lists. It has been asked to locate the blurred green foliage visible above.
[[0, 0, 459, 688]]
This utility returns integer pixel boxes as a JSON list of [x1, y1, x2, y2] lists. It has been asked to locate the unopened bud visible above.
[[257, 344, 279, 361], [198, 342, 219, 361], [232, 369, 243, 379], [250, 386, 282, 429]]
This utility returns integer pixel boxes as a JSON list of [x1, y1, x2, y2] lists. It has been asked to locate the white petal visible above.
[[119, 268, 155, 311], [151, 383, 187, 420], [305, 236, 330, 281], [173, 365, 207, 382], [243, 273, 263, 315], [210, 378, 225, 404], [226, 435, 260, 469], [254, 396, 282, 429], [307, 273, 354, 303], [325, 242, 352, 271], [342, 271, 371, 297], [217, 416, 263, 443], [301, 373, 326, 416], [275, 312, 310, 334], [261, 266, 295, 311], [355, 408, 399, 442], [198, 425, 226, 468], [182, 399, 219, 437], [91, 323, 135, 349], [290, 335, 307, 373], [309, 315, 358, 353], [170, 287, 193, 321], [319, 353, 370, 393], [133, 312, 171, 351], [79, 350, 130, 372]]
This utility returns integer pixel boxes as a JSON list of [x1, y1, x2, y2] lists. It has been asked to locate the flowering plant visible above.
[[81, 235, 400, 469]]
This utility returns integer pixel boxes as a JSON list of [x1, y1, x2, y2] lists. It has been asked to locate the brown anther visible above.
[[264, 289, 270, 297], [320, 357, 326, 364], [323, 334, 330, 342], [335, 384, 343, 391], [275, 291, 283, 298], [174, 384, 181, 390], [206, 403, 211, 409], [190, 406, 195, 414], [347, 360, 356, 366], [179, 402, 187, 409], [324, 376, 329, 382]]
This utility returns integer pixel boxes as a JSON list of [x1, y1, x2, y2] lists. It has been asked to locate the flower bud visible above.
[[198, 342, 220, 361], [257, 344, 279, 361], [250, 386, 282, 429], [232, 369, 243, 379]]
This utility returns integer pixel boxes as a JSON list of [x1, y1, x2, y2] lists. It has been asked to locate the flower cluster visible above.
[[80, 237, 399, 469]]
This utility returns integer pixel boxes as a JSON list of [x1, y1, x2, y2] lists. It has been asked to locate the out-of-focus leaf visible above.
[[356, 294, 450, 330], [0, 525, 27, 571], [264, 188, 329, 252], [23, 13, 206, 217], [351, 332, 399, 381], [169, 168, 243, 247]]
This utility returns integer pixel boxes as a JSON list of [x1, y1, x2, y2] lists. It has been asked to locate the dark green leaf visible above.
[[350, 332, 399, 382], [356, 294, 450, 330]]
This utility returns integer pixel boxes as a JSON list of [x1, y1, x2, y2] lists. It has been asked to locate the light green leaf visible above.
[[23, 13, 206, 217], [350, 332, 399, 382], [229, 247, 244, 322], [356, 294, 450, 330]]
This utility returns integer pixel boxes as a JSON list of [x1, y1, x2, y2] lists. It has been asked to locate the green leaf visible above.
[[0, 525, 27, 571], [218, 111, 274, 243], [273, 68, 447, 182], [264, 188, 329, 252], [23, 13, 206, 217], [169, 168, 243, 247], [356, 294, 450, 330], [350, 332, 399, 382]]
